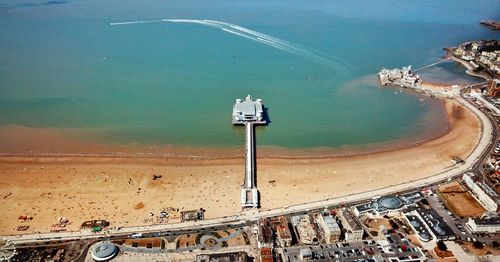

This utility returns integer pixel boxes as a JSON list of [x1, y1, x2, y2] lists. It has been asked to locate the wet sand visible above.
[[0, 99, 481, 235]]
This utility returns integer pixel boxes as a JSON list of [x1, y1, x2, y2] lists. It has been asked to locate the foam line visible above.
[[110, 18, 354, 76], [221, 28, 289, 52], [110, 19, 163, 26], [163, 19, 215, 27], [207, 20, 350, 72]]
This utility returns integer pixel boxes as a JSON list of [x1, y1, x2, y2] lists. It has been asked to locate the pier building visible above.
[[232, 95, 267, 208], [378, 65, 421, 88], [232, 95, 265, 125]]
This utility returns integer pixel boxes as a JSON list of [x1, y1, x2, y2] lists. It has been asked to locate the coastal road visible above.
[[4, 95, 495, 245]]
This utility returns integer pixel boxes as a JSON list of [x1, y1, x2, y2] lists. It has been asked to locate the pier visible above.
[[232, 95, 267, 208], [413, 59, 449, 72], [245, 123, 256, 189]]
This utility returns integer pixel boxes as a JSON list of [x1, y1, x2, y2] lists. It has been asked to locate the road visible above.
[[4, 94, 496, 245]]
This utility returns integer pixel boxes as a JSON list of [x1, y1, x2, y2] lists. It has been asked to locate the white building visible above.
[[338, 209, 364, 242], [466, 217, 500, 233], [232, 95, 265, 124], [463, 173, 498, 212], [90, 242, 118, 262], [315, 214, 341, 243], [291, 215, 318, 245]]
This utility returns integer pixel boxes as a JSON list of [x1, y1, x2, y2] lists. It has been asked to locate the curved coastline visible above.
[[0, 93, 485, 235], [0, 99, 451, 160]]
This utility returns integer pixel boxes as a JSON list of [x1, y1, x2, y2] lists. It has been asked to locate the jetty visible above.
[[480, 20, 500, 30], [232, 95, 267, 208]]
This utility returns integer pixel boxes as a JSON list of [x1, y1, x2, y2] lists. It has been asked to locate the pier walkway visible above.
[[245, 123, 255, 189], [241, 122, 258, 208], [413, 59, 450, 72]]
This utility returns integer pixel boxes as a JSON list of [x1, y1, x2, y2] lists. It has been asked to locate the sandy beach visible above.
[[0, 99, 481, 235]]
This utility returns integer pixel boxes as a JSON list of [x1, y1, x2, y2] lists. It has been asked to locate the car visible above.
[[130, 233, 143, 239]]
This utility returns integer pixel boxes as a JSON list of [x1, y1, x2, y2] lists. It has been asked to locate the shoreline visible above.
[[0, 97, 482, 235], [0, 99, 450, 160], [0, 125, 451, 161]]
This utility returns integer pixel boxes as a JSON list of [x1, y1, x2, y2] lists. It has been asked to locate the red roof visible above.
[[261, 248, 273, 262]]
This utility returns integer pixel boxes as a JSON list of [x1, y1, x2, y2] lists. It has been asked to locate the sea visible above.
[[0, 0, 498, 154]]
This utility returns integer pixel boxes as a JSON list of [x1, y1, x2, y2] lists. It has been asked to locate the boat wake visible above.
[[110, 19, 352, 77]]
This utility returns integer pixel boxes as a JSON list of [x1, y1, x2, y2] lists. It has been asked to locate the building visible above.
[[487, 79, 500, 98], [378, 65, 421, 88], [469, 91, 500, 115], [260, 248, 274, 262], [290, 215, 318, 245], [463, 173, 498, 212], [315, 213, 341, 243], [338, 209, 364, 241], [196, 252, 248, 262], [258, 218, 274, 247], [466, 216, 500, 233], [232, 95, 265, 124], [280, 241, 423, 262], [353, 193, 422, 216], [299, 248, 312, 260], [271, 216, 292, 247], [90, 242, 119, 262], [404, 214, 432, 242], [404, 206, 455, 241]]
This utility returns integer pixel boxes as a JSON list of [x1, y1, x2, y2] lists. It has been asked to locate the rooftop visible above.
[[323, 215, 341, 233], [339, 209, 363, 232], [407, 206, 455, 239], [232, 95, 266, 124], [91, 242, 118, 261], [196, 252, 248, 262], [464, 173, 500, 201], [473, 216, 500, 225], [291, 215, 318, 244], [405, 214, 432, 242], [377, 196, 403, 210]]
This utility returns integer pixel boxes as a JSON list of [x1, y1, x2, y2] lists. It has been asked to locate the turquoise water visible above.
[[0, 0, 498, 150], [418, 60, 487, 84]]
